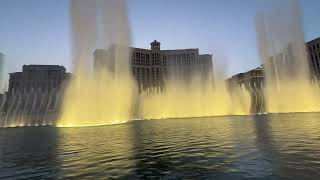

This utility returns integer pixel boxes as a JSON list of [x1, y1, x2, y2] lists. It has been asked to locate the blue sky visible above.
[[0, 0, 319, 77]]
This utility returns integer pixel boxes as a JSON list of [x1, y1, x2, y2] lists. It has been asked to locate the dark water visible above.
[[0, 113, 320, 179]]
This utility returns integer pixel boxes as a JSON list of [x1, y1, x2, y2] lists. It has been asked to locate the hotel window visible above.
[[162, 56, 167, 66], [317, 44, 320, 49], [146, 69, 150, 80], [142, 69, 145, 80]]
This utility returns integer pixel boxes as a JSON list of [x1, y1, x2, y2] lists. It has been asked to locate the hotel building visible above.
[[8, 65, 70, 95], [307, 37, 320, 80], [1, 65, 71, 126], [94, 40, 214, 92]]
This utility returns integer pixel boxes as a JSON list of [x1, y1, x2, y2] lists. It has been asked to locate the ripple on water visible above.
[[0, 114, 320, 179]]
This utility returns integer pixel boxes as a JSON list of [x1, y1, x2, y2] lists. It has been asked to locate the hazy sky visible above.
[[0, 0, 319, 77]]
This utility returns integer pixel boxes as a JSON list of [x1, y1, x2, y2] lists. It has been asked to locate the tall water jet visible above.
[[58, 0, 136, 127], [0, 53, 5, 126], [256, 0, 320, 113], [59, 0, 252, 126], [138, 60, 252, 119]]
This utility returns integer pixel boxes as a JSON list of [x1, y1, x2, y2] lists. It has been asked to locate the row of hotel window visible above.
[[132, 58, 207, 66], [310, 53, 320, 61], [312, 62, 320, 74], [311, 53, 320, 72], [309, 43, 320, 52], [132, 52, 196, 60], [311, 55, 320, 73], [10, 72, 64, 81], [132, 67, 165, 81], [132, 53, 197, 64], [9, 83, 61, 91]]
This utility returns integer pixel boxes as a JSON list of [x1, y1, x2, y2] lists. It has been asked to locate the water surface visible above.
[[0, 113, 320, 179]]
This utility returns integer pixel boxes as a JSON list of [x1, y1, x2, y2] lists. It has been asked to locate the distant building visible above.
[[227, 67, 264, 90], [8, 65, 71, 95], [227, 67, 265, 114], [0, 65, 71, 126], [94, 40, 214, 92], [306, 37, 320, 80]]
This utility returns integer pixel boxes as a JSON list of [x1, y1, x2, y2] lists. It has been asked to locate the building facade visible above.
[[227, 67, 265, 114], [227, 67, 264, 90], [8, 65, 70, 95], [307, 37, 320, 80], [0, 65, 71, 127], [94, 40, 214, 92]]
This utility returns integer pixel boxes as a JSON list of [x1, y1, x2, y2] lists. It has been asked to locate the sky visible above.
[[0, 0, 320, 78]]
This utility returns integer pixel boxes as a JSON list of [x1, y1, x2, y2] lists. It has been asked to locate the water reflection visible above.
[[0, 127, 60, 179], [56, 124, 136, 179], [0, 114, 320, 179], [266, 113, 320, 179], [251, 115, 277, 178], [129, 118, 243, 179]]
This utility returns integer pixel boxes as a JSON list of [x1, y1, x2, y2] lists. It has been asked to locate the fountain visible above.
[[256, 0, 320, 113], [56, 0, 253, 127], [57, 0, 136, 127], [5, 0, 317, 128]]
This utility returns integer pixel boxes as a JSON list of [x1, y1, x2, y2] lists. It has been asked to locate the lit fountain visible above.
[[0, 0, 285, 128], [256, 0, 320, 113], [55, 0, 253, 127], [0, 86, 61, 128], [4, 0, 318, 129], [57, 0, 136, 127], [138, 75, 251, 120]]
